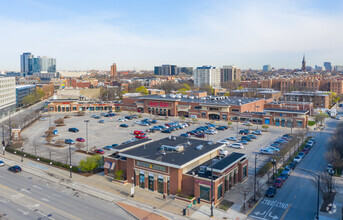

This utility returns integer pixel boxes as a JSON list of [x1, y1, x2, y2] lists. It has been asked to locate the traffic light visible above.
[[197, 197, 201, 204]]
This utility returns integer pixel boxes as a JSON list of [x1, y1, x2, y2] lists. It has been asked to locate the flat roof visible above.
[[136, 95, 261, 106], [264, 108, 308, 114], [119, 137, 224, 169], [16, 85, 36, 89], [113, 138, 153, 152], [210, 152, 246, 173]]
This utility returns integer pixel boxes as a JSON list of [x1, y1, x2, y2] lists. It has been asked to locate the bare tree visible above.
[[54, 139, 65, 147], [54, 118, 65, 126], [311, 172, 337, 212], [234, 179, 254, 213], [45, 130, 54, 144], [32, 141, 41, 157], [75, 142, 85, 152], [46, 147, 55, 160], [75, 111, 85, 116]]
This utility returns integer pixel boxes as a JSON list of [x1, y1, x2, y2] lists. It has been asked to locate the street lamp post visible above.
[[21, 147, 24, 162], [298, 168, 320, 219], [84, 120, 90, 153], [69, 143, 72, 178]]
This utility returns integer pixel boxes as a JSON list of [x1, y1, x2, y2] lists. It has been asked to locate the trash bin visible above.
[[193, 199, 196, 205], [53, 130, 58, 135]]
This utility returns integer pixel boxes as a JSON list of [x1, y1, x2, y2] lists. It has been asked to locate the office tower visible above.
[[0, 77, 16, 119], [301, 55, 306, 71], [334, 65, 343, 72], [32, 56, 56, 73], [178, 67, 193, 75], [263, 65, 271, 71], [194, 66, 221, 87], [111, 63, 117, 77], [220, 65, 241, 85], [324, 62, 332, 71], [154, 64, 178, 75], [20, 52, 33, 73]]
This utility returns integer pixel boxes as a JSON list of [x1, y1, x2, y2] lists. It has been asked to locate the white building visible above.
[[334, 65, 343, 72], [193, 66, 220, 87], [0, 77, 16, 119]]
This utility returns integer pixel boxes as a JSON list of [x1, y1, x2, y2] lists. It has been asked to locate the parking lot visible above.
[[21, 111, 295, 172]]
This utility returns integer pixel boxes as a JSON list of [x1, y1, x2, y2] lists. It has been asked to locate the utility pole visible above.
[[84, 120, 90, 153], [69, 143, 72, 178]]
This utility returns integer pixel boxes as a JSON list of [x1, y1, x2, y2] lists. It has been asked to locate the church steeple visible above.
[[301, 54, 306, 71]]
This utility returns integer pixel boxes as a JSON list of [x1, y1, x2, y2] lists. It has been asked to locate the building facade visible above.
[[324, 62, 332, 71], [32, 56, 56, 73], [220, 66, 241, 85], [15, 85, 36, 107], [263, 65, 271, 71], [104, 137, 248, 205], [20, 52, 34, 73], [283, 91, 330, 109], [154, 65, 178, 75], [0, 77, 16, 119], [194, 66, 221, 88], [111, 63, 117, 77]]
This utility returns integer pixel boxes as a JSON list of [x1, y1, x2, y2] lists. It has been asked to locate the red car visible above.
[[94, 149, 105, 154], [195, 133, 206, 138], [273, 178, 284, 188], [302, 148, 309, 154], [135, 135, 147, 139], [76, 138, 85, 142]]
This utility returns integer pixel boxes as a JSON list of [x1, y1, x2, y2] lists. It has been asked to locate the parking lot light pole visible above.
[[298, 168, 320, 220], [69, 143, 72, 178], [84, 120, 89, 153]]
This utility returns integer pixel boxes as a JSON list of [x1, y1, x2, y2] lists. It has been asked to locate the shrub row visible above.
[[6, 148, 79, 172]]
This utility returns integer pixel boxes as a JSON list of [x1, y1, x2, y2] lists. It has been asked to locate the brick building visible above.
[[104, 137, 248, 205], [282, 91, 330, 109]]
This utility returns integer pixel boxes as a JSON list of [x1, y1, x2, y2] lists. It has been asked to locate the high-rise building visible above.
[[111, 63, 117, 77], [194, 66, 221, 87], [20, 52, 33, 73], [154, 64, 178, 75], [334, 65, 343, 72], [324, 62, 332, 71], [301, 55, 306, 71], [220, 65, 241, 85], [32, 56, 56, 73], [178, 67, 193, 75], [0, 77, 16, 119], [263, 65, 271, 71]]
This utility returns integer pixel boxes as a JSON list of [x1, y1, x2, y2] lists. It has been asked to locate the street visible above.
[[0, 166, 134, 220], [249, 110, 342, 220]]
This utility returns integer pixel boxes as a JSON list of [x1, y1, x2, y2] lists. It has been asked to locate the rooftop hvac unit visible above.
[[173, 136, 176, 141], [187, 141, 191, 146], [161, 144, 184, 152], [199, 166, 207, 172], [195, 145, 204, 150]]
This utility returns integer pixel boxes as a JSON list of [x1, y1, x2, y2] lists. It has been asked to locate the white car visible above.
[[229, 143, 244, 149], [129, 138, 137, 142], [118, 118, 127, 122], [206, 130, 217, 135], [39, 117, 47, 121], [217, 140, 230, 145], [243, 122, 252, 125], [219, 149, 229, 156], [259, 149, 274, 155], [0, 160, 4, 167], [134, 121, 142, 124], [293, 156, 302, 163]]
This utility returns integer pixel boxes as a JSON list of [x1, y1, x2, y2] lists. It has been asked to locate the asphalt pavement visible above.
[[248, 110, 342, 220], [0, 165, 134, 220]]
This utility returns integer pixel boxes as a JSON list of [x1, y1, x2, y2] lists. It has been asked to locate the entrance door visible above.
[[265, 118, 270, 124], [281, 119, 285, 127], [148, 175, 154, 191], [139, 174, 145, 188], [157, 178, 164, 193]]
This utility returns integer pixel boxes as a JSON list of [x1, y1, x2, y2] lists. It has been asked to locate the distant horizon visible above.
[[0, 0, 342, 71]]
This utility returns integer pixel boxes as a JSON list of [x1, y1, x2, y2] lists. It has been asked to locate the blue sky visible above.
[[0, 0, 342, 71]]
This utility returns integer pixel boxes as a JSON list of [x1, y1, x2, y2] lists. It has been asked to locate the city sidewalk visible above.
[[0, 152, 214, 219]]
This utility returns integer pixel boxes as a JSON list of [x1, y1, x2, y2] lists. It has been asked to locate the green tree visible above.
[[22, 94, 36, 106], [35, 89, 45, 100], [262, 124, 269, 131], [79, 155, 102, 173], [135, 86, 149, 95], [315, 113, 328, 126], [199, 85, 214, 95], [178, 88, 189, 94], [182, 84, 191, 91], [223, 92, 230, 96]]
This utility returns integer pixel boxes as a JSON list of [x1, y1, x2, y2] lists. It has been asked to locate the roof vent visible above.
[[195, 145, 204, 150], [187, 141, 191, 146], [169, 136, 172, 140], [173, 136, 176, 141]]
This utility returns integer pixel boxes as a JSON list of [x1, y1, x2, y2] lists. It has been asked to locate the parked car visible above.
[[8, 165, 22, 173], [298, 152, 306, 158], [282, 166, 292, 176], [93, 115, 101, 119], [273, 178, 283, 188], [216, 126, 226, 131], [131, 115, 139, 119], [134, 130, 144, 135], [105, 113, 116, 117], [301, 148, 309, 154], [266, 146, 280, 152], [251, 130, 262, 135], [205, 130, 217, 135], [229, 143, 244, 149], [76, 138, 85, 142], [150, 120, 158, 124], [217, 140, 230, 145], [68, 128, 79, 133], [278, 173, 288, 181], [65, 139, 75, 145], [283, 134, 292, 138], [98, 120, 105, 124], [237, 140, 248, 145], [112, 144, 118, 148], [125, 116, 133, 120], [162, 129, 172, 133], [270, 143, 281, 148], [118, 118, 127, 122], [195, 133, 206, 138], [239, 129, 249, 135], [288, 162, 296, 170], [265, 187, 276, 197], [248, 134, 257, 139], [180, 133, 190, 138], [226, 137, 237, 141], [219, 149, 229, 156], [101, 113, 107, 116], [94, 149, 105, 154], [103, 146, 113, 150], [39, 117, 47, 121], [0, 160, 5, 167], [293, 156, 302, 163], [259, 149, 274, 155], [307, 140, 315, 147], [119, 124, 129, 128], [241, 136, 252, 142]]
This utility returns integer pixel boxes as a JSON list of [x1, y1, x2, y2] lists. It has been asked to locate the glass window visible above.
[[157, 178, 164, 194], [139, 174, 145, 188], [222, 114, 227, 120], [200, 186, 210, 201], [148, 175, 154, 191], [243, 165, 247, 179], [217, 184, 223, 200], [297, 120, 303, 127]]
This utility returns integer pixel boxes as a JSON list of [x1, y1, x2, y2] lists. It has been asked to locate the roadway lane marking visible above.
[[0, 183, 81, 220], [17, 209, 29, 215], [11, 193, 24, 199], [33, 185, 43, 190], [21, 188, 32, 194], [41, 198, 49, 202], [280, 203, 292, 220]]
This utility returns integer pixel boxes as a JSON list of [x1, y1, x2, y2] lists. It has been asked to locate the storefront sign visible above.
[[195, 179, 211, 186], [62, 102, 70, 104], [137, 161, 166, 172], [149, 101, 169, 107]]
